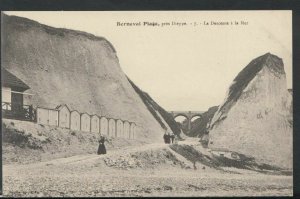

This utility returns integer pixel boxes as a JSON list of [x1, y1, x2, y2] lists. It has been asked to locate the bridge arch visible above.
[[169, 111, 204, 135], [191, 114, 202, 122], [173, 113, 189, 120]]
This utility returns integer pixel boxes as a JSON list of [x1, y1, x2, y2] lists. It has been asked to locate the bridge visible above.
[[169, 111, 205, 134]]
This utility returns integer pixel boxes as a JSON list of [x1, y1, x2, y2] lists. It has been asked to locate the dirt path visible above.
[[3, 140, 293, 197]]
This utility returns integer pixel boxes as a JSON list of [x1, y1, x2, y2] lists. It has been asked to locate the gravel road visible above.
[[3, 141, 293, 197]]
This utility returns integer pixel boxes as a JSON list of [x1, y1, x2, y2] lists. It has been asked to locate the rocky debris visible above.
[[102, 147, 187, 169], [2, 136, 293, 197], [208, 53, 292, 169], [2, 122, 46, 150], [3, 164, 292, 197], [2, 119, 146, 164]]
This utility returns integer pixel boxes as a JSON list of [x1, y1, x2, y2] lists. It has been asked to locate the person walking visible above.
[[97, 135, 108, 155], [165, 132, 171, 144], [174, 135, 178, 144], [163, 132, 168, 144], [170, 133, 175, 144]]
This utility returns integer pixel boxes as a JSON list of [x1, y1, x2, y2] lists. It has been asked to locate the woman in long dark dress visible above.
[[97, 135, 107, 155]]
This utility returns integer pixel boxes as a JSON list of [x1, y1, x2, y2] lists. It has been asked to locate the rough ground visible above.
[[3, 138, 292, 197], [2, 119, 147, 164]]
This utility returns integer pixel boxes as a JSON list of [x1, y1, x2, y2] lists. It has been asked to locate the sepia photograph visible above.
[[1, 10, 293, 197]]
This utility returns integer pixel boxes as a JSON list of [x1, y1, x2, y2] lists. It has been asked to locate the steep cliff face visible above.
[[127, 78, 182, 137], [1, 14, 168, 142], [208, 53, 292, 169]]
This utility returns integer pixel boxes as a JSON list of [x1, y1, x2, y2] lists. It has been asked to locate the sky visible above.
[[4, 11, 292, 112]]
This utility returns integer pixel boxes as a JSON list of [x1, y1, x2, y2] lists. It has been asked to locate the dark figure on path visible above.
[[170, 133, 175, 144], [163, 132, 171, 144], [97, 135, 107, 155], [163, 132, 168, 144]]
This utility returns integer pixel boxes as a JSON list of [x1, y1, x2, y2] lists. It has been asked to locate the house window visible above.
[[2, 87, 11, 103], [2, 87, 12, 110]]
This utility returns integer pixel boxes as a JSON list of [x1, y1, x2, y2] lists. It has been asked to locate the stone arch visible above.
[[108, 118, 116, 137], [116, 119, 124, 138], [173, 114, 189, 121], [123, 121, 130, 139], [81, 113, 91, 132], [174, 114, 190, 135], [91, 115, 100, 133], [70, 110, 80, 131], [191, 114, 202, 122], [100, 117, 108, 135]]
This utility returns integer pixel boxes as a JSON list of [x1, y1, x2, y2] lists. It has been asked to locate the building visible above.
[[2, 68, 35, 121], [100, 117, 108, 135], [130, 123, 136, 139], [91, 115, 100, 133], [56, 104, 71, 128], [37, 107, 58, 126], [116, 119, 123, 138], [80, 113, 91, 132], [123, 121, 130, 139], [108, 118, 116, 137], [70, 110, 81, 131]]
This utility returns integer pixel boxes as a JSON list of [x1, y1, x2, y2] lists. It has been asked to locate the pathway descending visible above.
[[3, 138, 293, 197]]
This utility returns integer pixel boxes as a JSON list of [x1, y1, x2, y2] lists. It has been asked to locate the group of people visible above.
[[163, 131, 177, 144], [98, 131, 180, 155]]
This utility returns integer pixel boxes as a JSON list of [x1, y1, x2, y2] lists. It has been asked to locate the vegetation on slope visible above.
[[127, 77, 181, 137]]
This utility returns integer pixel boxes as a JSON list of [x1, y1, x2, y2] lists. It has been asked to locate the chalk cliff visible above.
[[128, 78, 182, 137], [208, 53, 292, 169], [1, 14, 172, 142]]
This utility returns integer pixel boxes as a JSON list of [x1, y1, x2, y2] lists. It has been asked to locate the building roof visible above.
[[2, 68, 30, 91], [55, 104, 71, 111]]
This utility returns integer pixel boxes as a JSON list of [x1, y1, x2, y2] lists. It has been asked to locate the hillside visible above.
[[127, 78, 182, 137], [1, 14, 173, 142], [208, 53, 293, 169], [2, 119, 148, 164]]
